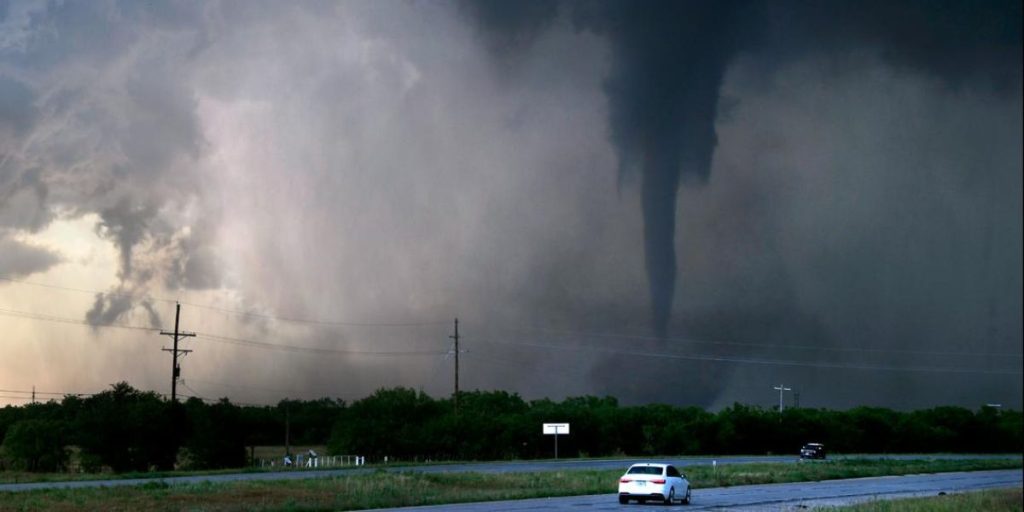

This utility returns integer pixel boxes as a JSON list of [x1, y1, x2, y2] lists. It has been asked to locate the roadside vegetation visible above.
[[1, 457, 1020, 511], [681, 457, 1022, 488], [2, 382, 1021, 477], [821, 487, 1022, 512]]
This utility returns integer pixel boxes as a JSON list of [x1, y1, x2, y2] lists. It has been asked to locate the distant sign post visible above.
[[543, 423, 570, 459]]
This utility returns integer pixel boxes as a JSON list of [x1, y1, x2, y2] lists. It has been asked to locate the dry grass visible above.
[[684, 457, 1023, 488], [821, 487, 1023, 511], [0, 446, 329, 485], [0, 470, 614, 511]]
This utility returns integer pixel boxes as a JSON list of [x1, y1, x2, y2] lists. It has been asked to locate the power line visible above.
[[3, 304, 1021, 374], [179, 380, 339, 407], [0, 306, 449, 357], [0, 395, 36, 401], [471, 323, 1023, 358], [177, 300, 450, 327], [0, 307, 159, 332], [0, 275, 147, 301], [178, 381, 209, 402], [0, 383, 290, 408], [0, 274, 447, 327], [185, 378, 364, 400], [3, 304, 1019, 373], [7, 274, 1017, 358], [197, 331, 448, 357], [463, 351, 599, 383], [471, 338, 1023, 376], [0, 388, 92, 397]]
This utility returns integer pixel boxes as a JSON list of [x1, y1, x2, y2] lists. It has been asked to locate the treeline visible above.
[[1, 383, 1020, 473], [328, 388, 1022, 459], [0, 383, 341, 472]]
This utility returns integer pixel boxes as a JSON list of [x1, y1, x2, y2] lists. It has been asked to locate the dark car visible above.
[[800, 443, 826, 459]]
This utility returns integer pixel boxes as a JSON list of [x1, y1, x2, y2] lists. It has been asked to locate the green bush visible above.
[[1, 419, 69, 472]]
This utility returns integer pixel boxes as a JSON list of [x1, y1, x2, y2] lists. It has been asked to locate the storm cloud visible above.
[[0, 232, 61, 277], [0, 0, 1020, 408], [463, 0, 1021, 338]]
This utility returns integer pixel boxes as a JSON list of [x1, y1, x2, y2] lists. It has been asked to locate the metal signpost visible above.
[[543, 423, 570, 459]]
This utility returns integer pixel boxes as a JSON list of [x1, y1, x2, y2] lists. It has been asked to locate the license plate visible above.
[[636, 481, 646, 486]]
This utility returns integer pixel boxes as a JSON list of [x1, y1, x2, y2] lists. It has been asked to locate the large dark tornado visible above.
[[465, 0, 742, 336], [578, 0, 742, 336]]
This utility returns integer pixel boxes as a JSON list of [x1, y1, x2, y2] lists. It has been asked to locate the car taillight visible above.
[[652, 478, 666, 484], [620, 478, 632, 483]]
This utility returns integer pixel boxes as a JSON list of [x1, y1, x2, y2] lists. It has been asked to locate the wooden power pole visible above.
[[450, 318, 460, 414], [160, 302, 195, 402]]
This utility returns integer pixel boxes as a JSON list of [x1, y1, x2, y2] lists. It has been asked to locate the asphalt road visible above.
[[370, 469, 1023, 511], [0, 454, 1018, 493]]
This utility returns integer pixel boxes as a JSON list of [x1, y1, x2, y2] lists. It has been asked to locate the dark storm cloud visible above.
[[0, 167, 50, 232], [752, 0, 1022, 92], [164, 221, 223, 291], [0, 75, 46, 231], [0, 73, 34, 134], [1, 0, 211, 325], [84, 285, 161, 328], [458, 0, 559, 58], [96, 198, 157, 281], [0, 232, 62, 277], [462, 0, 1022, 337]]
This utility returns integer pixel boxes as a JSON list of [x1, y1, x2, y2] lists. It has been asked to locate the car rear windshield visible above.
[[627, 466, 664, 475]]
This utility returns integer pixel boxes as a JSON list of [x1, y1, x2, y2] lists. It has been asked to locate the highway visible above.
[[371, 469, 1023, 511], [0, 454, 1018, 493]]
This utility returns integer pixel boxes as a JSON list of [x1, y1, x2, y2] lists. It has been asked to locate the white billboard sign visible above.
[[543, 423, 570, 435]]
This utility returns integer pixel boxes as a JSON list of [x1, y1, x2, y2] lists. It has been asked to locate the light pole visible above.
[[773, 384, 791, 413]]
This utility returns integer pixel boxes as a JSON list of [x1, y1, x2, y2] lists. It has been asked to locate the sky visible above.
[[0, 0, 1020, 410]]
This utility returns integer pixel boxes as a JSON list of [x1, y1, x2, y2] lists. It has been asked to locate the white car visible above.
[[618, 462, 691, 505]]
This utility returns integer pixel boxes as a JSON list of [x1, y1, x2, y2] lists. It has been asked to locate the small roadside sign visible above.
[[543, 423, 570, 435], [543, 423, 569, 459]]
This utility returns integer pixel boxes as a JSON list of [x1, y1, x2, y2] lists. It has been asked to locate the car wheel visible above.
[[682, 487, 691, 505], [619, 495, 629, 505], [665, 487, 675, 505]]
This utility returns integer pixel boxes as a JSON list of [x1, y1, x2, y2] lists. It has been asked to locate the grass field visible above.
[[823, 487, 1023, 511], [0, 458, 1020, 511], [3, 452, 1018, 485], [0, 446, 331, 484]]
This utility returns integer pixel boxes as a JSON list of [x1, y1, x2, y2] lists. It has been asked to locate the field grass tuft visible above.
[[820, 487, 1022, 511]]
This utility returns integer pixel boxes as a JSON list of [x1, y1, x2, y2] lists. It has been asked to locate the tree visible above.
[[329, 387, 442, 458], [183, 398, 247, 469], [73, 382, 181, 472], [1, 419, 69, 472]]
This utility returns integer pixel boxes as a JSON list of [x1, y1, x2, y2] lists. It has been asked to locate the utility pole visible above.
[[773, 384, 791, 413], [160, 302, 196, 403], [449, 318, 460, 414], [31, 386, 35, 404]]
